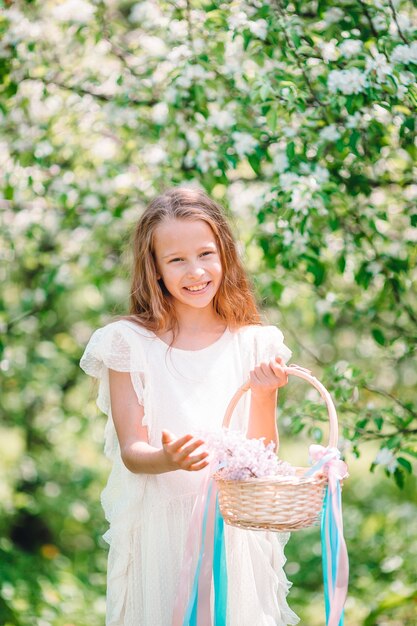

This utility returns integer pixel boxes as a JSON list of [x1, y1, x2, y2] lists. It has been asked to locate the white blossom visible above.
[[247, 19, 268, 40], [389, 13, 413, 36], [83, 194, 100, 210], [51, 0, 96, 23], [195, 150, 217, 172], [3, 9, 42, 43], [320, 124, 341, 142], [391, 42, 417, 65], [175, 64, 210, 89], [282, 126, 297, 138], [313, 165, 330, 184], [90, 138, 118, 160], [290, 188, 311, 214], [228, 11, 249, 31], [184, 128, 200, 149], [151, 102, 169, 125], [366, 53, 393, 82], [328, 68, 368, 94], [273, 152, 289, 173], [279, 172, 299, 192], [324, 8, 344, 24], [169, 20, 188, 39], [339, 39, 363, 58], [398, 71, 415, 86], [129, 1, 165, 27], [282, 229, 308, 251], [146, 145, 167, 165], [34, 141, 53, 158], [346, 112, 362, 129], [140, 35, 167, 57], [372, 14, 388, 32], [319, 41, 339, 62], [232, 132, 258, 158], [208, 109, 236, 131], [113, 172, 137, 192], [374, 448, 398, 473], [167, 44, 193, 65]]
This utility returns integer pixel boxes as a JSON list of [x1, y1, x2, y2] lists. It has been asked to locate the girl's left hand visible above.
[[249, 355, 288, 396]]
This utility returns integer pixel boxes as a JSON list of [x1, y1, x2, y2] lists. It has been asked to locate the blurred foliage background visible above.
[[0, 0, 416, 624]]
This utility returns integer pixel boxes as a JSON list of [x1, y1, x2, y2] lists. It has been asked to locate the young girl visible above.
[[80, 186, 299, 626]]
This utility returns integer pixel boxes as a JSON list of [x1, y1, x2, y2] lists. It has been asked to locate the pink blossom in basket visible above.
[[200, 429, 296, 480]]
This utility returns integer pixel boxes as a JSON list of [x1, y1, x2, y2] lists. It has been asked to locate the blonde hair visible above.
[[124, 186, 261, 333]]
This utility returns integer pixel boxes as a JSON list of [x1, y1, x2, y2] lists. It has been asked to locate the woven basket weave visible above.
[[213, 365, 339, 532]]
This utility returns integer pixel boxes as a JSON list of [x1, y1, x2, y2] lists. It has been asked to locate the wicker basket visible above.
[[213, 364, 340, 532]]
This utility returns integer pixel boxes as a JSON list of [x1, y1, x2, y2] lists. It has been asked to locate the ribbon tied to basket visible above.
[[306, 445, 349, 626], [172, 365, 349, 626]]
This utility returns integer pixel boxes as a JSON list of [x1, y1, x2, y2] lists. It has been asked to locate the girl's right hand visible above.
[[161, 430, 209, 472]]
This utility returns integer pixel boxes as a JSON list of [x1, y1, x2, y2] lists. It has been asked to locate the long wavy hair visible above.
[[123, 186, 261, 334]]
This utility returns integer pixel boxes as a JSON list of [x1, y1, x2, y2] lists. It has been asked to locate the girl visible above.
[[80, 186, 299, 626]]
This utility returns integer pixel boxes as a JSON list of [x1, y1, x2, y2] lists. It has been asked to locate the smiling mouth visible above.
[[184, 282, 210, 292]]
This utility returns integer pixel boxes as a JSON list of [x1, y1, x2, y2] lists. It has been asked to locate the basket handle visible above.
[[222, 364, 339, 449]]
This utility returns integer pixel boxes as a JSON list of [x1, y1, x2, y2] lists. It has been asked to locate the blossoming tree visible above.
[[0, 0, 416, 621]]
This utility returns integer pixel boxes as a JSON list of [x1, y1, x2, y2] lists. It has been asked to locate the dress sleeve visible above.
[[80, 321, 146, 416], [254, 325, 292, 365], [79, 321, 150, 465]]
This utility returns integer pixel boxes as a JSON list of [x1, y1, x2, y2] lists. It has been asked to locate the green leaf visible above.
[[310, 427, 323, 443], [397, 457, 413, 473], [259, 82, 271, 101], [292, 420, 305, 435], [402, 447, 417, 459], [386, 435, 402, 449], [371, 328, 386, 346], [349, 131, 361, 156], [286, 141, 295, 161], [393, 467, 405, 489], [4, 184, 13, 200], [266, 107, 278, 132], [270, 280, 284, 300], [290, 31, 301, 47], [337, 254, 346, 273], [247, 153, 261, 176], [373, 417, 383, 431]]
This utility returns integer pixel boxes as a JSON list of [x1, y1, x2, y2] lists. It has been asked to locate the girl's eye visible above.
[[200, 251, 213, 257], [170, 258, 183, 263]]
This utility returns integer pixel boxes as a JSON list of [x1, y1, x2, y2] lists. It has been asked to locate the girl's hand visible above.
[[161, 430, 209, 472], [250, 355, 288, 397]]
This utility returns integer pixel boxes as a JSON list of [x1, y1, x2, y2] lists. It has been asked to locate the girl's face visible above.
[[153, 218, 223, 313]]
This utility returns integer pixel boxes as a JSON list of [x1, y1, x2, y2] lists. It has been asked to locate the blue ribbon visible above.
[[213, 495, 228, 625], [321, 485, 344, 626], [182, 484, 228, 625]]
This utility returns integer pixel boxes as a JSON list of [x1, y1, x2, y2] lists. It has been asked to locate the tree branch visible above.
[[26, 74, 158, 106], [270, 0, 328, 112], [388, 0, 409, 44], [358, 0, 379, 39]]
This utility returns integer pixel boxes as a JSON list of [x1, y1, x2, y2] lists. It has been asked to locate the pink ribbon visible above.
[[309, 445, 348, 481], [308, 445, 349, 626], [172, 467, 211, 626], [196, 484, 217, 626], [172, 463, 219, 626]]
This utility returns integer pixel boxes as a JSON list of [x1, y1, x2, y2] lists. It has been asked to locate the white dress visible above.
[[80, 320, 300, 626]]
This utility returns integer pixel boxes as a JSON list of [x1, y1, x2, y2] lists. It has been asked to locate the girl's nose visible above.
[[186, 262, 205, 278]]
